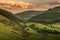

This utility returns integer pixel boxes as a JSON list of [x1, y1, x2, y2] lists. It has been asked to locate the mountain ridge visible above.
[[0, 9, 22, 23], [15, 10, 45, 19], [29, 6, 60, 24]]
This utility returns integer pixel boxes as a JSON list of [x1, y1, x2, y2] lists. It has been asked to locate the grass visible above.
[[0, 11, 60, 40], [23, 22, 60, 40], [0, 15, 23, 40], [20, 22, 60, 33], [0, 22, 23, 40], [0, 18, 60, 40]]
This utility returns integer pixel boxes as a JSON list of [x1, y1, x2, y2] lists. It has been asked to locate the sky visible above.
[[0, 0, 59, 4], [0, 0, 60, 13]]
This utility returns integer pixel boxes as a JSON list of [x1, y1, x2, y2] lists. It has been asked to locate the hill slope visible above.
[[0, 9, 24, 40], [29, 6, 60, 24], [0, 9, 60, 40], [15, 10, 44, 19], [0, 9, 22, 24]]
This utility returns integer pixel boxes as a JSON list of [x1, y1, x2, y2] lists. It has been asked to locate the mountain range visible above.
[[15, 10, 45, 19], [29, 6, 60, 24], [0, 6, 60, 40]]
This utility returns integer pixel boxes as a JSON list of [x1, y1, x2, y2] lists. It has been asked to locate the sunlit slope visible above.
[[0, 8, 60, 40], [0, 9, 26, 40], [0, 14, 23, 40], [0, 9, 37, 40]]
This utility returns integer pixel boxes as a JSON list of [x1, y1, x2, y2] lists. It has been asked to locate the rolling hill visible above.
[[29, 6, 60, 24], [0, 9, 41, 40], [0, 9, 24, 40], [0, 9, 23, 24], [0, 8, 60, 40], [15, 10, 45, 20]]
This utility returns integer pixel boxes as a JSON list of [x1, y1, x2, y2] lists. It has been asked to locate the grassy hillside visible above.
[[20, 22, 60, 40], [0, 8, 60, 40], [0, 9, 30, 40], [0, 9, 22, 24], [0, 13, 22, 40], [15, 10, 44, 20], [29, 6, 60, 24], [0, 9, 38, 40], [26, 6, 60, 40]]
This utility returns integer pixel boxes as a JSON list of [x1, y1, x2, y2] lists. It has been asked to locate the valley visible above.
[[0, 6, 60, 40]]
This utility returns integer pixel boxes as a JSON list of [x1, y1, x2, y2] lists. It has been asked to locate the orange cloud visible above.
[[0, 1, 37, 9]]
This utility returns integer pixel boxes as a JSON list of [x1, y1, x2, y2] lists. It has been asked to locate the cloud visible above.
[[47, 0, 60, 8], [0, 1, 38, 9], [0, 0, 58, 4], [0, 1, 60, 13]]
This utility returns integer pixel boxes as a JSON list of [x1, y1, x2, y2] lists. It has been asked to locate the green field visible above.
[[0, 7, 60, 40]]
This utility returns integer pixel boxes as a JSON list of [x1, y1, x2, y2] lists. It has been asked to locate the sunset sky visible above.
[[0, 0, 60, 13], [0, 0, 59, 4]]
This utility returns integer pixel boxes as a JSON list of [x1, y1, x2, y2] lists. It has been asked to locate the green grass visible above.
[[23, 22, 60, 40], [0, 8, 60, 40], [0, 14, 25, 40], [0, 23, 22, 40], [0, 20, 59, 40]]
